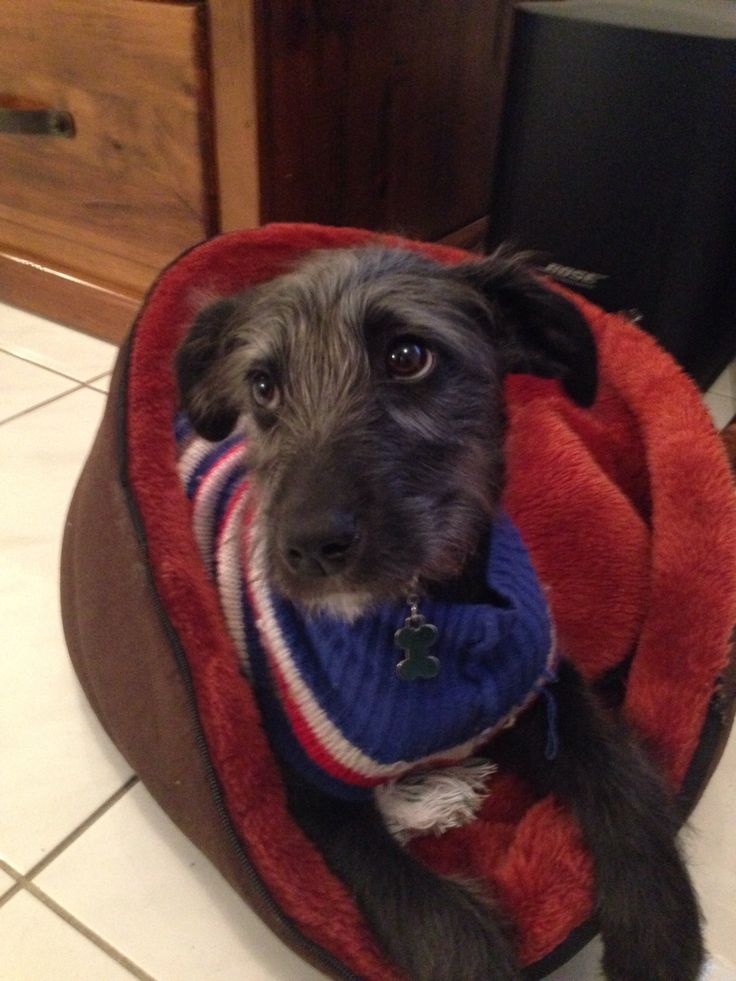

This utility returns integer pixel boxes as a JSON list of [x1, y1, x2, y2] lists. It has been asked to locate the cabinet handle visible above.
[[0, 107, 75, 137]]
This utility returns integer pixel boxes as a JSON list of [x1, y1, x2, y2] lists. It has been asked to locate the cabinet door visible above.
[[256, 0, 512, 240]]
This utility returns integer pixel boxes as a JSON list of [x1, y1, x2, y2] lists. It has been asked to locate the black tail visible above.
[[280, 760, 521, 981]]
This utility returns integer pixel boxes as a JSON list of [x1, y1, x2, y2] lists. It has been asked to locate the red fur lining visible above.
[[126, 224, 736, 975]]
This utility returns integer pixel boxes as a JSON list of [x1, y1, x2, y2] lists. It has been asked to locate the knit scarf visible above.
[[176, 417, 558, 801]]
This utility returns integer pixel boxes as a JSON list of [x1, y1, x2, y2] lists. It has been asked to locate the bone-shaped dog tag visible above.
[[395, 616, 440, 680]]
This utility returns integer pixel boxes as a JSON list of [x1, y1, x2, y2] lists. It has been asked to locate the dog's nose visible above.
[[281, 511, 359, 578]]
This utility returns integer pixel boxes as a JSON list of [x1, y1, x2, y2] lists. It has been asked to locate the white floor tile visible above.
[[0, 303, 117, 382], [0, 388, 132, 871], [0, 889, 135, 980], [703, 391, 735, 431], [710, 363, 736, 402], [0, 351, 78, 424], [36, 783, 327, 981], [690, 723, 736, 966], [705, 955, 736, 981]]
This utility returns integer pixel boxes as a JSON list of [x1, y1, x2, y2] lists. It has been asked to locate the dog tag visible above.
[[395, 615, 440, 680]]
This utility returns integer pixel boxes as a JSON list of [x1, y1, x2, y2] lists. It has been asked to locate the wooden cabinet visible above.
[[0, 0, 513, 343]]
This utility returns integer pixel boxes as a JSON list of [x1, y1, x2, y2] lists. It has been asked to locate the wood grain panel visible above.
[[256, 0, 513, 240], [206, 0, 261, 231], [0, 0, 215, 294]]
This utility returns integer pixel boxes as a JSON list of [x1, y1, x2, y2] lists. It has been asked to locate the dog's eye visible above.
[[386, 337, 435, 381], [250, 370, 281, 410]]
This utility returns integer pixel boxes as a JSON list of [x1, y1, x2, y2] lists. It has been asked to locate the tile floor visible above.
[[0, 300, 734, 981]]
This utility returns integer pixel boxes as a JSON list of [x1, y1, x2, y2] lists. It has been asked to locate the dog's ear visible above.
[[450, 249, 598, 407], [175, 297, 241, 441]]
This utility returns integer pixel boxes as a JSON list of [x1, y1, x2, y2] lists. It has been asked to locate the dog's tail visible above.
[[345, 821, 520, 981], [282, 759, 521, 981]]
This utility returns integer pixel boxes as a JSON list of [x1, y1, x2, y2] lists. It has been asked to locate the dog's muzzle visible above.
[[279, 508, 361, 578]]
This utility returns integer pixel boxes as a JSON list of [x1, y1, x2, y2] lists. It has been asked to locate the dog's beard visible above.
[[294, 590, 380, 623], [257, 481, 497, 622], [265, 553, 419, 622]]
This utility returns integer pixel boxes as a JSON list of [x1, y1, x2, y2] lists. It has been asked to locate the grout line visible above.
[[0, 343, 114, 415], [0, 384, 88, 429], [0, 861, 24, 908], [81, 380, 109, 394], [0, 350, 115, 398], [84, 371, 114, 385], [80, 373, 112, 394], [22, 881, 156, 980], [0, 879, 24, 910], [0, 775, 148, 981], [0, 858, 22, 880], [24, 776, 139, 882], [0, 346, 96, 386], [0, 780, 146, 970]]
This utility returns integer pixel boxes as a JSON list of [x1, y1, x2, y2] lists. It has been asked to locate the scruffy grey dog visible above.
[[177, 247, 703, 981]]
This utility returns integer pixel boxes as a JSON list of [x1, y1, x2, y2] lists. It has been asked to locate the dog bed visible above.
[[61, 224, 736, 979]]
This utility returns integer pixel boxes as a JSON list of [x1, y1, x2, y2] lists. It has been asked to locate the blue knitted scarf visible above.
[[176, 417, 558, 800]]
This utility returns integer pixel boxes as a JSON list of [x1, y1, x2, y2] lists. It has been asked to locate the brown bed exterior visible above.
[[61, 225, 736, 980]]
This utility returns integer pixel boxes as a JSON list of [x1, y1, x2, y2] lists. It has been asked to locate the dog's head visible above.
[[177, 247, 596, 618]]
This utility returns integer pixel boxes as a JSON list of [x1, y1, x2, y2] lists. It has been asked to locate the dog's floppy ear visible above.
[[451, 249, 598, 407], [176, 297, 241, 441]]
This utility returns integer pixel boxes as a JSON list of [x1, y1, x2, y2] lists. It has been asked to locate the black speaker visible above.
[[487, 1, 736, 388]]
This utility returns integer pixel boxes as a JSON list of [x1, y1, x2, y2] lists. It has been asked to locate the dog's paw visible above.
[[370, 875, 521, 981]]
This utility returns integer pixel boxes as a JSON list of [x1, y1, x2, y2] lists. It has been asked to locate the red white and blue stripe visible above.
[[176, 416, 558, 800]]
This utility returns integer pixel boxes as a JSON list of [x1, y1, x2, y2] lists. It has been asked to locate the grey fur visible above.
[[177, 246, 595, 618], [175, 247, 706, 981]]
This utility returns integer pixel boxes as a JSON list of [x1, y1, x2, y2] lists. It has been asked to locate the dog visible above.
[[176, 246, 704, 981]]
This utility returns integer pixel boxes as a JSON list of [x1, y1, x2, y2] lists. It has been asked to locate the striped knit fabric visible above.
[[176, 416, 558, 800]]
